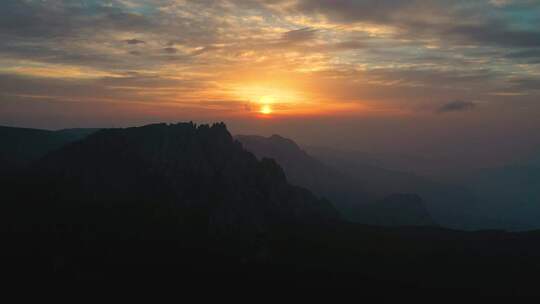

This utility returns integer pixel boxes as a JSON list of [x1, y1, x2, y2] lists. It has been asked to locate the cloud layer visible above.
[[438, 100, 476, 113], [0, 0, 539, 123]]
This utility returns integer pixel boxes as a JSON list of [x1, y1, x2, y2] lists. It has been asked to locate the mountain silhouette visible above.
[[27, 123, 338, 236], [3, 123, 540, 293], [236, 134, 437, 226]]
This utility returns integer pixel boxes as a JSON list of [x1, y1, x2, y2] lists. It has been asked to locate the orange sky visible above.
[[0, 0, 538, 120], [1, 0, 540, 169]]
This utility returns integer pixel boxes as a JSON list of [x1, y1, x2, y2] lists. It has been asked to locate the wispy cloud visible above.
[[0, 0, 538, 119], [437, 100, 476, 113]]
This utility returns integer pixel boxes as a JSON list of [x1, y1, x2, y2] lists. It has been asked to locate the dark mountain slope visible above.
[[3, 122, 340, 282], [236, 134, 437, 226], [21, 123, 338, 239]]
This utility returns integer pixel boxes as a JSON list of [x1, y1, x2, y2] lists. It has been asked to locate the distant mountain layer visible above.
[[3, 124, 539, 230], [236, 134, 437, 227], [308, 145, 540, 231], [235, 134, 372, 205], [237, 134, 540, 230], [0, 125, 97, 166], [460, 165, 540, 229]]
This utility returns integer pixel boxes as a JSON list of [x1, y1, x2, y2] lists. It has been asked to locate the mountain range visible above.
[[7, 123, 338, 240], [3, 125, 538, 230], [236, 134, 437, 227], [2, 122, 540, 293]]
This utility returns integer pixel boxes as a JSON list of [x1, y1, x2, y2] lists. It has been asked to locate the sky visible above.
[[1, 0, 540, 170]]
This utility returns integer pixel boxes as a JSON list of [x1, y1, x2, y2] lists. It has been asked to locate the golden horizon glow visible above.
[[260, 104, 272, 115], [2, 1, 536, 123], [233, 84, 302, 104], [259, 95, 276, 105]]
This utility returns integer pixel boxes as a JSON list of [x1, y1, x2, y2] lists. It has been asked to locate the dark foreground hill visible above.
[[2, 123, 540, 294], [6, 122, 338, 238], [357, 193, 437, 226]]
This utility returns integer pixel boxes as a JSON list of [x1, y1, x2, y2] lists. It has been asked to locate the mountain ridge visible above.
[[236, 134, 438, 227], [3, 123, 540, 293], [24, 122, 339, 239]]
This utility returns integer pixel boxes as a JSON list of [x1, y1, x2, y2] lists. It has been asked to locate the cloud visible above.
[[288, 0, 540, 48], [162, 47, 178, 54], [447, 23, 540, 48], [437, 100, 476, 113], [282, 28, 318, 43], [505, 49, 540, 63], [0, 0, 539, 120], [489, 0, 512, 7], [0, 0, 153, 39], [125, 39, 146, 45], [508, 78, 540, 91]]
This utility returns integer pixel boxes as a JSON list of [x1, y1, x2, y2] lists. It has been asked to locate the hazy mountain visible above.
[[235, 135, 373, 211], [0, 125, 97, 167], [306, 145, 462, 178], [458, 165, 540, 230], [236, 134, 437, 227], [238, 134, 539, 230], [3, 125, 535, 230], [529, 153, 540, 167], [310, 145, 540, 231]]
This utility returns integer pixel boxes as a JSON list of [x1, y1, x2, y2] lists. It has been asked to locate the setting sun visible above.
[[260, 104, 272, 115]]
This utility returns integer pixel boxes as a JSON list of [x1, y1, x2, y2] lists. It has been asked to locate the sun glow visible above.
[[231, 82, 364, 117], [259, 95, 276, 105], [232, 84, 304, 116], [234, 85, 300, 103], [260, 104, 272, 115]]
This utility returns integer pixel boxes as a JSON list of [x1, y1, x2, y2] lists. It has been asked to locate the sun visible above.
[[260, 104, 272, 115]]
